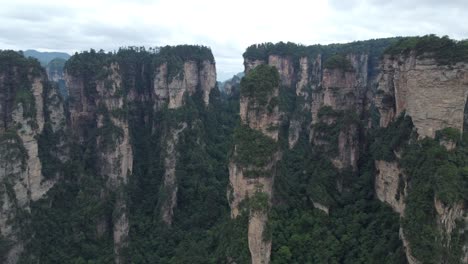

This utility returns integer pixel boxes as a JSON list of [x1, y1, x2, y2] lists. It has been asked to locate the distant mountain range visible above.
[[21, 49, 70, 97], [23, 49, 70, 66]]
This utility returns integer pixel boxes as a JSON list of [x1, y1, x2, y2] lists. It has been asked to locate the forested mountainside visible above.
[[0, 35, 467, 264]]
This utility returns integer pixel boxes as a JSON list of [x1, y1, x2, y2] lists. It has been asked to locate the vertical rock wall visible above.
[[0, 54, 66, 263]]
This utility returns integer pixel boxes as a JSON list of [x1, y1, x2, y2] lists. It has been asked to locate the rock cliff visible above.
[[375, 53, 468, 138], [374, 51, 468, 263], [229, 64, 281, 264], [0, 51, 66, 263], [154, 60, 216, 109], [1, 37, 468, 264], [241, 37, 468, 263], [65, 60, 133, 263]]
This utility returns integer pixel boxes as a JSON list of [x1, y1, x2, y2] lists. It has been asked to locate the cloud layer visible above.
[[1, 0, 466, 80]]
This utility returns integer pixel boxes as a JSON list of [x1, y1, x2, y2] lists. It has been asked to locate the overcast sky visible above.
[[0, 0, 467, 81]]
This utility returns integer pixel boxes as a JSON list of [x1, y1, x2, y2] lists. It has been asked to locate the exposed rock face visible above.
[[229, 160, 277, 264], [313, 54, 368, 123], [434, 198, 465, 239], [153, 60, 215, 225], [229, 158, 276, 264], [268, 55, 294, 87], [374, 53, 468, 263], [239, 91, 281, 141], [96, 65, 133, 263], [400, 228, 421, 264], [228, 161, 276, 218], [229, 66, 281, 264], [46, 67, 63, 83], [0, 64, 64, 263], [160, 122, 187, 225], [248, 211, 271, 264], [244, 59, 266, 74], [288, 55, 322, 148], [200, 60, 217, 105], [66, 63, 133, 264], [1, 48, 218, 263], [376, 53, 468, 138], [153, 60, 216, 109], [296, 57, 310, 97], [375, 160, 406, 215], [312, 201, 329, 214], [243, 49, 468, 263], [222, 73, 242, 96]]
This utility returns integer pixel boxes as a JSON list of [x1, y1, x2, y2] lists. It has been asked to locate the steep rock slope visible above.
[[63, 46, 217, 263], [0, 46, 223, 264], [241, 36, 468, 264], [229, 65, 281, 264], [0, 51, 67, 263]]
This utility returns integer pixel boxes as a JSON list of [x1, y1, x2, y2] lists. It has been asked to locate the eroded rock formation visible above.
[[0, 53, 66, 263]]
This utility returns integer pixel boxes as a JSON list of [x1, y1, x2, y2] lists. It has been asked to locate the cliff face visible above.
[[2, 39, 468, 263], [373, 53, 468, 264], [154, 60, 216, 109], [65, 62, 133, 263], [229, 65, 281, 264], [241, 39, 468, 263], [374, 160, 406, 215], [160, 122, 187, 226], [0, 52, 66, 263], [376, 53, 468, 138], [64, 48, 217, 262], [0, 47, 225, 263]]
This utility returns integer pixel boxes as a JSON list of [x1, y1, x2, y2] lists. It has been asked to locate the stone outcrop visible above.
[[96, 64, 133, 263], [0, 59, 65, 263], [229, 65, 281, 264], [244, 59, 265, 74], [375, 160, 406, 215], [400, 228, 421, 264], [160, 122, 187, 226], [374, 53, 468, 263], [1, 47, 218, 263], [66, 63, 133, 264], [375, 53, 468, 138], [434, 198, 465, 240], [154, 60, 216, 109], [268, 55, 294, 87], [221, 73, 242, 96], [242, 48, 468, 263]]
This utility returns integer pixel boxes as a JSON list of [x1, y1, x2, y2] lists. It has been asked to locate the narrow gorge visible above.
[[0, 35, 467, 264]]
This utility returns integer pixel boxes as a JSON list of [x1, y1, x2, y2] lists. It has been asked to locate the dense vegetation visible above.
[[371, 114, 468, 263], [323, 54, 354, 71], [259, 103, 414, 264], [233, 125, 278, 168], [126, 83, 246, 263], [64, 45, 215, 95], [384, 34, 468, 64], [239, 64, 279, 106], [400, 133, 467, 263], [0, 50, 43, 121], [2, 35, 467, 264], [243, 38, 401, 72]]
